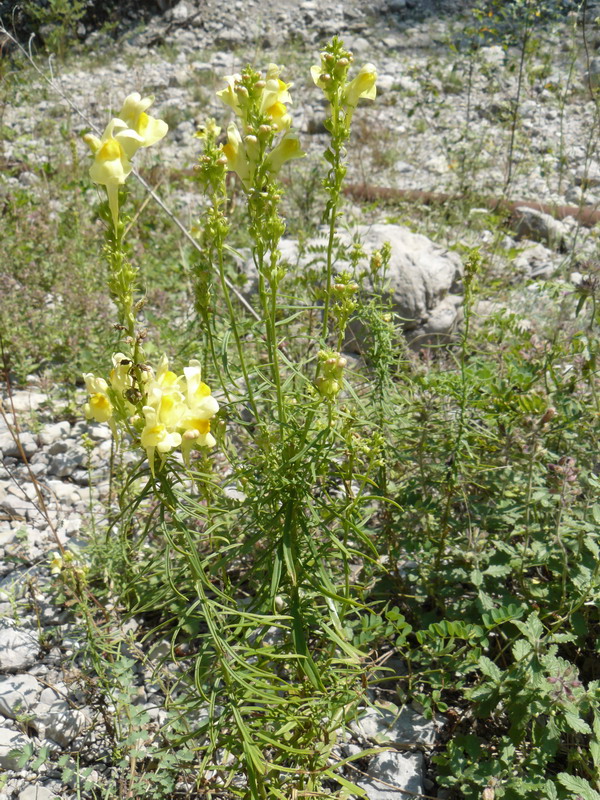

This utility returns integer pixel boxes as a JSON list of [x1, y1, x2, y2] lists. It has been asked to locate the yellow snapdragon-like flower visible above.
[[265, 132, 305, 174], [222, 123, 253, 188], [310, 60, 377, 122], [84, 118, 143, 231], [343, 63, 377, 116], [140, 406, 182, 475], [110, 352, 133, 394], [195, 118, 222, 140], [184, 361, 220, 419], [117, 93, 169, 155], [84, 354, 220, 474], [179, 360, 219, 464], [216, 73, 242, 115], [83, 373, 114, 423], [49, 551, 63, 576], [85, 94, 167, 232], [144, 356, 187, 429], [261, 64, 293, 130]]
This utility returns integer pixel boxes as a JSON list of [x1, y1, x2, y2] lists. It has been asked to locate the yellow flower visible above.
[[117, 93, 169, 155], [222, 123, 253, 188], [154, 354, 180, 390], [83, 373, 113, 423], [195, 118, 222, 140], [265, 132, 305, 174], [180, 419, 217, 465], [216, 73, 242, 115], [179, 361, 219, 464], [140, 406, 182, 475], [261, 64, 293, 130], [310, 64, 327, 89], [145, 356, 186, 429], [343, 63, 377, 115], [183, 360, 219, 418], [49, 551, 63, 576], [109, 352, 133, 394], [84, 118, 143, 231]]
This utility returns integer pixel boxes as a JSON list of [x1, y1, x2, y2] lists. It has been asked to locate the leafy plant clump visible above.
[[8, 29, 600, 800]]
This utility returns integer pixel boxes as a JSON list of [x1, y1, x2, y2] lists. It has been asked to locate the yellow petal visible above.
[[343, 64, 377, 109], [136, 113, 169, 147]]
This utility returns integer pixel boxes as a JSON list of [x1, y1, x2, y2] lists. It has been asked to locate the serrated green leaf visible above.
[[514, 612, 543, 643], [545, 779, 558, 800], [478, 655, 502, 682], [564, 712, 591, 734], [470, 568, 483, 587], [513, 639, 532, 661], [557, 773, 600, 800], [590, 740, 600, 768]]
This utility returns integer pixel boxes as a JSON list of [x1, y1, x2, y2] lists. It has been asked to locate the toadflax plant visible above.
[[81, 41, 382, 798]]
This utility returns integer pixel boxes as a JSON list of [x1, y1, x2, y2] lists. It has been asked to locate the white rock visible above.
[[0, 675, 41, 719], [514, 207, 566, 249], [34, 700, 89, 747], [356, 751, 423, 800], [0, 494, 36, 520], [47, 447, 86, 478], [5, 392, 47, 413], [37, 421, 71, 447], [242, 224, 462, 346], [19, 785, 57, 800], [351, 705, 440, 747], [0, 627, 40, 672], [0, 432, 37, 459], [408, 294, 462, 346], [513, 243, 557, 280], [479, 45, 505, 68], [0, 727, 29, 770]]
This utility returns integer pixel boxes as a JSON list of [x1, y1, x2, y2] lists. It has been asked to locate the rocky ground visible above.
[[1, 0, 600, 797]]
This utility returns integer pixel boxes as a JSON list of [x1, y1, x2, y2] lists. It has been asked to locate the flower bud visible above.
[[540, 407, 556, 425]]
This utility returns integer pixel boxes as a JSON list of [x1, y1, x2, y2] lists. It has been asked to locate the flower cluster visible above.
[[310, 38, 377, 123], [216, 64, 305, 190], [84, 354, 219, 474], [83, 93, 168, 231], [315, 350, 347, 399]]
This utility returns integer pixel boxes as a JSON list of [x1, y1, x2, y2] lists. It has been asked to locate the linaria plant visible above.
[[82, 42, 381, 798]]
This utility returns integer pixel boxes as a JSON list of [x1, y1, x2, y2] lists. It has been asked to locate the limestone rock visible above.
[[356, 751, 424, 800], [0, 432, 38, 460], [5, 392, 47, 413], [0, 726, 29, 770], [514, 208, 566, 249], [351, 705, 441, 747], [37, 421, 71, 447], [19, 785, 57, 800], [0, 626, 40, 672], [239, 224, 463, 348], [34, 700, 89, 747], [512, 243, 558, 280], [0, 675, 41, 719]]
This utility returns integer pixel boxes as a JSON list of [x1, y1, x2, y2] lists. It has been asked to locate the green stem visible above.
[[217, 242, 260, 425], [321, 95, 344, 342]]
